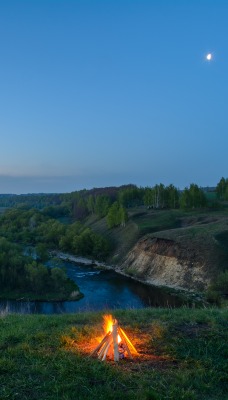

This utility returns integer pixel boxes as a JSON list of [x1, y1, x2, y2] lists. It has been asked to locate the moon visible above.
[[206, 53, 212, 61]]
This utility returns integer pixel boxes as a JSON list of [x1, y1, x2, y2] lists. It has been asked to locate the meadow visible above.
[[0, 307, 227, 400]]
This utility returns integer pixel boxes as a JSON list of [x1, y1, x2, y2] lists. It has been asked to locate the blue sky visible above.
[[1, 0, 227, 194]]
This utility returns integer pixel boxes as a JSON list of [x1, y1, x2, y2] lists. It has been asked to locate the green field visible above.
[[0, 308, 227, 400]]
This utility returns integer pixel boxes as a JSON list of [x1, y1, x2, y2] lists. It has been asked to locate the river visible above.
[[0, 261, 186, 314]]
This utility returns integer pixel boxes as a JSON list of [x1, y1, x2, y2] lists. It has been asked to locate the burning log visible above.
[[90, 331, 111, 357], [90, 315, 138, 362], [112, 319, 119, 362]]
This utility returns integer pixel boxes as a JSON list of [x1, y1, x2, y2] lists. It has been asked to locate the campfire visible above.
[[90, 314, 138, 362]]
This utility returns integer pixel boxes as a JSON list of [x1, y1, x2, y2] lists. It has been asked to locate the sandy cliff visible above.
[[119, 236, 215, 291]]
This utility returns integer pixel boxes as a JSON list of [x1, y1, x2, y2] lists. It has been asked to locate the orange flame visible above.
[[103, 314, 121, 343]]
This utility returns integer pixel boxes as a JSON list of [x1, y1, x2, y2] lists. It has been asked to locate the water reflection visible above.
[[0, 262, 184, 314]]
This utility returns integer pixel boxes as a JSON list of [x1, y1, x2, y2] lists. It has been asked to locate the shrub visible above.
[[212, 270, 228, 294]]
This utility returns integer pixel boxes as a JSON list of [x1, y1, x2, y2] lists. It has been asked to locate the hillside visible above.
[[0, 308, 227, 400], [85, 208, 228, 291]]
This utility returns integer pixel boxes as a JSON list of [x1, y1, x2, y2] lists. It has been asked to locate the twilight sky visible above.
[[1, 0, 227, 194]]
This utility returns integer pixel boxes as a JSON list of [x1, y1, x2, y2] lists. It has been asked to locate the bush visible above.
[[205, 289, 221, 305], [205, 270, 228, 305], [213, 270, 228, 294]]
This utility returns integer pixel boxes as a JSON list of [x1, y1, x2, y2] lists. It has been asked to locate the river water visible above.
[[0, 261, 185, 314]]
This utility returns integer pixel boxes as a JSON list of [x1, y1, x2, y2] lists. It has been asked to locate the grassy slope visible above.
[[84, 212, 141, 264], [0, 308, 227, 400], [85, 208, 228, 275]]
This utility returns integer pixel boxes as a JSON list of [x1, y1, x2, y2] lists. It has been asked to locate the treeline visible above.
[[216, 177, 228, 200], [1, 178, 227, 231], [66, 183, 211, 228], [0, 193, 64, 209], [77, 178, 227, 226]]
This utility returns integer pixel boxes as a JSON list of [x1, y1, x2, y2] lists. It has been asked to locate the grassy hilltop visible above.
[[0, 308, 227, 400]]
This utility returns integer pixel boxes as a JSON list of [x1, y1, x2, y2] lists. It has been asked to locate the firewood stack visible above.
[[90, 318, 138, 362]]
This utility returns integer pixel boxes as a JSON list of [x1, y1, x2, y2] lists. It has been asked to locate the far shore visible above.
[[51, 250, 113, 269]]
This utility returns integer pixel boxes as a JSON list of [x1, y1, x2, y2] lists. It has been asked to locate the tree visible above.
[[95, 195, 111, 218], [51, 267, 67, 291], [119, 205, 128, 227], [118, 186, 144, 208], [25, 261, 49, 293], [0, 238, 25, 290], [143, 184, 175, 209], [92, 233, 111, 260], [87, 195, 95, 214], [106, 202, 128, 228], [143, 187, 154, 208], [36, 243, 49, 262], [37, 219, 66, 247], [72, 198, 89, 220], [106, 202, 119, 228], [180, 188, 190, 209], [165, 184, 180, 209], [216, 177, 228, 200], [180, 184, 207, 209]]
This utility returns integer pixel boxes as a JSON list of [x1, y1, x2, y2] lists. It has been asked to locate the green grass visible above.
[[0, 308, 227, 400], [133, 209, 183, 234]]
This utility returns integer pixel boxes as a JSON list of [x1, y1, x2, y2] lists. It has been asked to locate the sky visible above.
[[0, 0, 228, 194]]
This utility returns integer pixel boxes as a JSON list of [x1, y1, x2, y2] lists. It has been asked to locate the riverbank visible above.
[[52, 250, 205, 306], [51, 250, 110, 269]]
